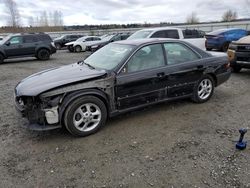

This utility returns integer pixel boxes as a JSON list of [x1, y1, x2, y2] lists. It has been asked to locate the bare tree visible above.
[[186, 12, 199, 24], [53, 11, 64, 26], [222, 10, 237, 22], [4, 0, 20, 27], [28, 16, 34, 27], [39, 11, 49, 26]]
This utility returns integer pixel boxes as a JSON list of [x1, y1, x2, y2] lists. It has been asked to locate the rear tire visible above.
[[75, 45, 82, 53], [191, 75, 215, 103], [37, 49, 50, 60], [64, 96, 107, 137], [222, 42, 230, 52], [0, 53, 4, 64]]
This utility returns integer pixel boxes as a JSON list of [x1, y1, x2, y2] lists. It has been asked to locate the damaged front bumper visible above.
[[14, 96, 62, 131]]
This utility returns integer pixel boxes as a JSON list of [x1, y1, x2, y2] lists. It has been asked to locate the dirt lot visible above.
[[0, 50, 250, 188]]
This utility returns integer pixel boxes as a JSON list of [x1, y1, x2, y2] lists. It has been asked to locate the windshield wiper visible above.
[[77, 60, 95, 69]]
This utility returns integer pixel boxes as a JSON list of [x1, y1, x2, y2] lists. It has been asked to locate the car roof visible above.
[[10, 33, 48, 37], [136, 27, 180, 32], [113, 38, 178, 46]]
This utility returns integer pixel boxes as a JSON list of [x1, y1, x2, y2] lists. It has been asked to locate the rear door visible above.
[[115, 43, 168, 110], [22, 35, 37, 55], [5, 36, 24, 57], [163, 42, 204, 98]]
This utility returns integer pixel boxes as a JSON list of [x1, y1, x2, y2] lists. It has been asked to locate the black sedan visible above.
[[15, 39, 231, 137]]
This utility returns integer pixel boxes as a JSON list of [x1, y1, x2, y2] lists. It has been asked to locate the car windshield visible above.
[[84, 43, 134, 70], [127, 30, 153, 40], [0, 35, 12, 45], [101, 35, 115, 41], [76, 37, 87, 41]]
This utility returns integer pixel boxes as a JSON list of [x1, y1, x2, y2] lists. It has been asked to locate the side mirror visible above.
[[5, 41, 10, 46]]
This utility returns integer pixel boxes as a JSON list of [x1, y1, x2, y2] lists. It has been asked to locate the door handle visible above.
[[157, 72, 165, 78]]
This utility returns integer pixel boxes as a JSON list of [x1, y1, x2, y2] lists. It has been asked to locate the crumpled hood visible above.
[[15, 63, 107, 97]]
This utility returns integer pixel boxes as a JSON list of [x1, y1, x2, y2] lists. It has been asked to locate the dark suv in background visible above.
[[53, 34, 84, 50], [0, 33, 56, 63]]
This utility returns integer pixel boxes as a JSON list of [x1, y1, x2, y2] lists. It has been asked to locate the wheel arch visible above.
[[35, 47, 51, 55], [59, 88, 110, 124], [0, 50, 6, 58], [206, 72, 217, 86]]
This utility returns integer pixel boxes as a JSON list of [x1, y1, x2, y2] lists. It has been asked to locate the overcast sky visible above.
[[0, 0, 249, 26]]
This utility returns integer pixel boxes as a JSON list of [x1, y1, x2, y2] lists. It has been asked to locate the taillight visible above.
[[224, 62, 231, 69]]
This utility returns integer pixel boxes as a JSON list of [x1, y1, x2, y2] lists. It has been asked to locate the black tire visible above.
[[68, 46, 74, 52], [222, 42, 230, 52], [0, 53, 4, 64], [231, 65, 242, 73], [75, 45, 82, 53], [55, 43, 62, 50], [63, 96, 107, 137], [37, 49, 50, 60], [191, 75, 215, 103], [206, 48, 212, 51]]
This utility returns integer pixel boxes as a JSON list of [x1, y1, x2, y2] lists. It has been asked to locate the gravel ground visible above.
[[0, 50, 250, 188]]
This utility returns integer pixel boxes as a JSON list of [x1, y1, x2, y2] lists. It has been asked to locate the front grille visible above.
[[237, 56, 250, 62], [237, 45, 250, 52]]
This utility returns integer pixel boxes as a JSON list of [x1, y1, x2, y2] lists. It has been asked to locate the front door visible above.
[[116, 44, 168, 110], [5, 36, 24, 57]]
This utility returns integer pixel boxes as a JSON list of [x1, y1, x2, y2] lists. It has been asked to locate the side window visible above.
[[85, 37, 92, 41], [126, 44, 165, 73], [165, 30, 179, 39], [164, 43, 200, 65], [9, 36, 22, 45], [23, 36, 37, 43], [151, 31, 165, 38]]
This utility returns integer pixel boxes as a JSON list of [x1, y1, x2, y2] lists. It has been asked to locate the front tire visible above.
[[37, 49, 50, 60], [222, 42, 230, 52], [55, 43, 62, 50], [0, 53, 4, 64], [64, 96, 107, 137], [75, 45, 82, 53], [191, 75, 215, 103]]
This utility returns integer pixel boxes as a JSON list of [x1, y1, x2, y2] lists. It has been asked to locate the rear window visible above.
[[151, 30, 179, 39], [183, 29, 203, 38], [23, 35, 38, 43], [37, 34, 52, 42]]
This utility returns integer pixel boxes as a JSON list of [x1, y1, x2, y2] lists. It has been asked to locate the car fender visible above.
[[59, 88, 110, 122], [0, 48, 6, 57]]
